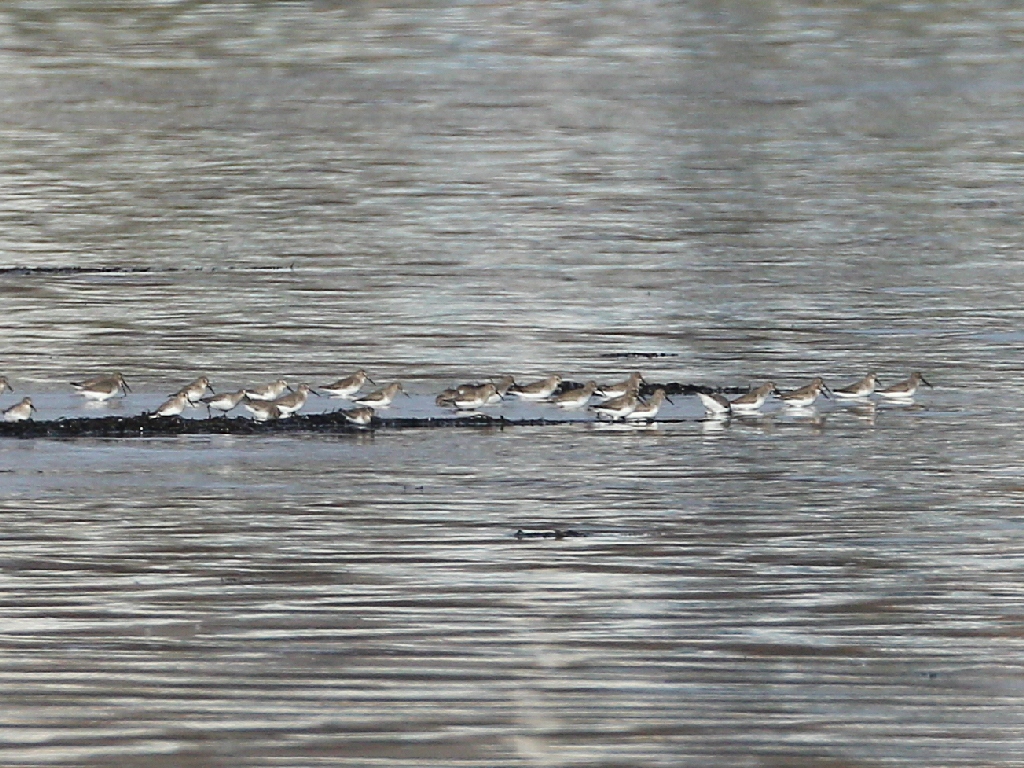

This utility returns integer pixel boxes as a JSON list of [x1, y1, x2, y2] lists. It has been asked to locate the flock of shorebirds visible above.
[[0, 370, 933, 425], [694, 371, 932, 417]]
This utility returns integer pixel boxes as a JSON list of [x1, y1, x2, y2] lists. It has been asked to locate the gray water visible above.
[[2, 1, 1024, 765]]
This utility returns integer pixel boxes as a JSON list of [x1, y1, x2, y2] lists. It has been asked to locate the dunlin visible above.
[[438, 378, 501, 408], [0, 376, 12, 395], [493, 375, 516, 397], [779, 377, 830, 408], [151, 391, 190, 418], [591, 391, 639, 421], [320, 370, 373, 399], [436, 388, 460, 407], [200, 390, 246, 416], [596, 372, 644, 399], [508, 375, 562, 401], [176, 376, 214, 404], [245, 379, 291, 401], [832, 373, 881, 400], [453, 383, 498, 411], [355, 382, 406, 408], [243, 398, 284, 421], [341, 405, 375, 426], [549, 381, 598, 409], [729, 382, 778, 412], [2, 397, 35, 422], [271, 383, 315, 416], [71, 372, 131, 401], [627, 388, 671, 420], [878, 372, 932, 400], [698, 391, 732, 417]]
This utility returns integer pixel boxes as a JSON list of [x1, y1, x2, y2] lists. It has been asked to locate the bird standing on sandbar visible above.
[[71, 373, 131, 401], [340, 405, 375, 426], [354, 382, 406, 408], [151, 391, 190, 418], [175, 376, 214, 404], [271, 384, 316, 416], [245, 379, 291, 401], [596, 372, 644, 400], [627, 388, 671, 421], [508, 375, 562, 401], [591, 391, 639, 421], [200, 390, 246, 417], [320, 370, 373, 399], [2, 397, 35, 422]]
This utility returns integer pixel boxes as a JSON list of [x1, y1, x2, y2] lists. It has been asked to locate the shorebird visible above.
[[0, 376, 12, 395], [320, 370, 373, 399], [270, 384, 315, 416], [492, 375, 516, 397], [243, 398, 284, 421], [151, 391, 190, 418], [244, 379, 291, 401], [453, 383, 498, 411], [832, 373, 881, 400], [729, 382, 778, 412], [200, 390, 246, 417], [626, 388, 671, 420], [549, 381, 598, 409], [175, 376, 214, 404], [596, 372, 644, 399], [436, 388, 460, 407], [591, 391, 639, 421], [698, 391, 732, 417], [71, 372, 131, 401], [354, 382, 406, 408], [508, 375, 562, 401], [2, 397, 34, 422], [340, 405, 375, 426], [438, 376, 505, 408], [779, 377, 830, 408], [878, 372, 932, 399]]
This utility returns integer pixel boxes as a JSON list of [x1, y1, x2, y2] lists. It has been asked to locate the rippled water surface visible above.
[[2, 1, 1024, 765]]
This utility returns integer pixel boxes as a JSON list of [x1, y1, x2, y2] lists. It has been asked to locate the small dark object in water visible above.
[[514, 529, 587, 540], [598, 352, 679, 359]]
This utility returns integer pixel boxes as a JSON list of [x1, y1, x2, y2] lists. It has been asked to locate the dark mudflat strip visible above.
[[642, 382, 748, 397], [553, 380, 750, 398], [0, 410, 652, 439], [0, 381, 746, 438], [0, 411, 537, 439], [0, 264, 295, 277]]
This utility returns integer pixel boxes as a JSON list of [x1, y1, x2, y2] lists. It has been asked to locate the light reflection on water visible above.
[[1, 0, 1024, 765]]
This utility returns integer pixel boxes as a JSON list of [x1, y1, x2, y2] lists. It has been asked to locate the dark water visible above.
[[2, 1, 1024, 765]]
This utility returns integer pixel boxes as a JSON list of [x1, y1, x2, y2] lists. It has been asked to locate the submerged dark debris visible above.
[[514, 529, 587, 539], [598, 352, 680, 359]]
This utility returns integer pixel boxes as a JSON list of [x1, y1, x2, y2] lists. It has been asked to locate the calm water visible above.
[[2, 1, 1024, 765]]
